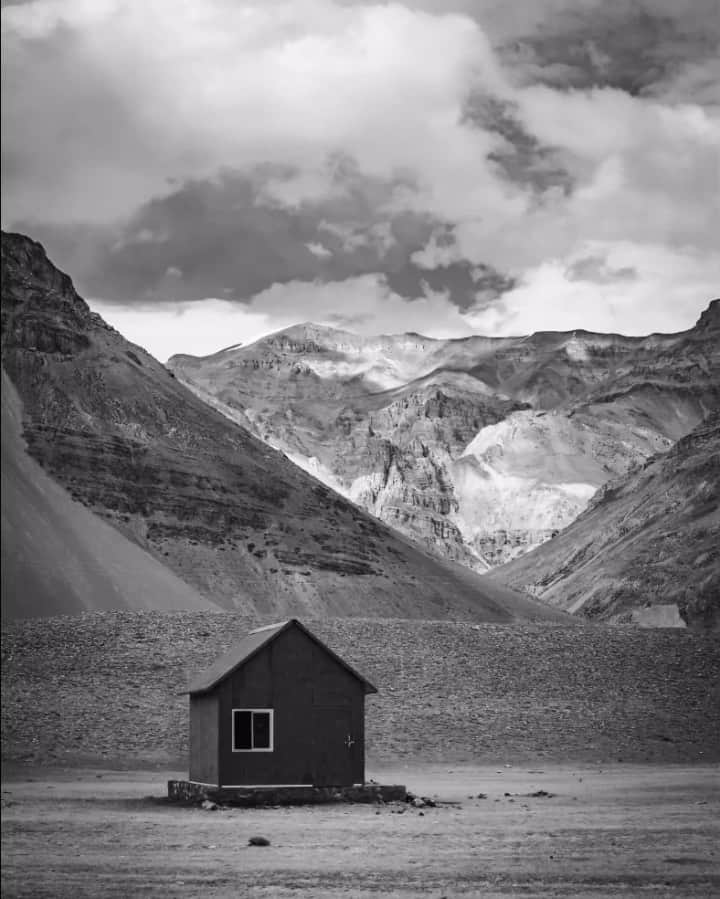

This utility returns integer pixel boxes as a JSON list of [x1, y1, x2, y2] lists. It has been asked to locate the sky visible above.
[[2, 0, 719, 361]]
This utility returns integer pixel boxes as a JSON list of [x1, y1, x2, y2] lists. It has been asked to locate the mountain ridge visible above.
[[490, 409, 720, 629], [173, 308, 718, 361], [1, 229, 569, 624], [169, 299, 719, 582]]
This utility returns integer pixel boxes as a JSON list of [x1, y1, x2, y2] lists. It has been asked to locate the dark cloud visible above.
[[16, 165, 514, 312], [388, 262, 480, 311], [462, 94, 573, 194], [499, 1, 720, 97], [566, 256, 637, 284]]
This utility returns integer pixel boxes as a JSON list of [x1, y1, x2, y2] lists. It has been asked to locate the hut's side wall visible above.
[[189, 693, 219, 785], [217, 626, 365, 787]]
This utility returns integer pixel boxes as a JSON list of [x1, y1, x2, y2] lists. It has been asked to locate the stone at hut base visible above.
[[168, 780, 406, 807]]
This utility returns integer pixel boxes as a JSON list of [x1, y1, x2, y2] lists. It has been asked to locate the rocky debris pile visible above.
[[407, 793, 437, 809], [502, 790, 555, 798], [2, 613, 719, 767]]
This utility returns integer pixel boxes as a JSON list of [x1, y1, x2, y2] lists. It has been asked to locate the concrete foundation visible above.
[[168, 780, 407, 806]]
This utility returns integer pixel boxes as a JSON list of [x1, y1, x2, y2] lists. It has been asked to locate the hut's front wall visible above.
[[189, 692, 219, 785], [216, 627, 365, 787]]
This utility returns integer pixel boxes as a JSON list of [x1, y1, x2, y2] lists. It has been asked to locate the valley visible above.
[[3, 230, 717, 627], [169, 303, 719, 618], [491, 409, 720, 628], [1, 231, 566, 624]]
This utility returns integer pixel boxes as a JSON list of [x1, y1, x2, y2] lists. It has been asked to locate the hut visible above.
[[183, 619, 377, 789]]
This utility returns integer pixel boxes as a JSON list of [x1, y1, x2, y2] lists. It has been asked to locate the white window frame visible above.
[[231, 708, 274, 753]]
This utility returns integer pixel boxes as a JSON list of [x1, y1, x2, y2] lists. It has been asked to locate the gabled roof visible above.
[[186, 618, 378, 696]]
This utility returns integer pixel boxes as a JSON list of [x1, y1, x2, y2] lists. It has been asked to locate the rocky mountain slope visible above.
[[169, 303, 719, 571], [490, 410, 720, 630], [0, 230, 570, 623], [1, 372, 219, 619]]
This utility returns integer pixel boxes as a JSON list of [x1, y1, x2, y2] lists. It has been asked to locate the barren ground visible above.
[[2, 763, 719, 898], [4, 615, 719, 766]]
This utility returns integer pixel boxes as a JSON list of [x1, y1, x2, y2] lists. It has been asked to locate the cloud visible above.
[[461, 94, 573, 194], [244, 274, 478, 337], [18, 167, 498, 311], [91, 297, 273, 363], [2, 0, 719, 354], [93, 240, 718, 363], [447, 86, 720, 278], [467, 242, 720, 336], [565, 255, 636, 284], [492, 0, 720, 96], [91, 274, 477, 361], [305, 242, 333, 259], [1, 0, 507, 223]]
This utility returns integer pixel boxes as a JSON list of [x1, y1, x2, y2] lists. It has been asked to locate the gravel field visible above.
[[2, 763, 719, 898], [2, 613, 719, 766]]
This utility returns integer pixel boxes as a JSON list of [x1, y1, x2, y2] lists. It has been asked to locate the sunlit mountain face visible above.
[[169, 302, 719, 596]]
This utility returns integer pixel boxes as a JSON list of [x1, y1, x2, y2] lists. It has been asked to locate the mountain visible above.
[[490, 410, 720, 630], [168, 304, 719, 571], [2, 372, 219, 619], [0, 231, 569, 623]]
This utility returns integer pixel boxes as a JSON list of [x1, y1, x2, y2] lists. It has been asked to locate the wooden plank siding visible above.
[[214, 625, 366, 787], [188, 692, 218, 785]]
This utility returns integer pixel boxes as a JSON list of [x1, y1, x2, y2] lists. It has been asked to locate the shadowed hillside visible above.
[[1, 230, 567, 623], [2, 613, 719, 766], [1, 374, 218, 619], [491, 410, 720, 630]]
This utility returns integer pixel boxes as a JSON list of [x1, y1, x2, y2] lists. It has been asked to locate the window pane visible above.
[[233, 711, 252, 750], [253, 712, 271, 749]]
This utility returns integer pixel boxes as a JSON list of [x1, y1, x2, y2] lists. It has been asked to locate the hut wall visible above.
[[216, 626, 365, 786], [189, 693, 219, 785]]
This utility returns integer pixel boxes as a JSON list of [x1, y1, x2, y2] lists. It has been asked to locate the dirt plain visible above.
[[2, 763, 719, 898], [3, 613, 720, 896]]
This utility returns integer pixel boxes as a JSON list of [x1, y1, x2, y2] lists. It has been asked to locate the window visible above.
[[232, 709, 274, 752]]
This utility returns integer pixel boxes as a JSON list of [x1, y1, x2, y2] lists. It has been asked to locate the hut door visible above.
[[312, 708, 357, 787]]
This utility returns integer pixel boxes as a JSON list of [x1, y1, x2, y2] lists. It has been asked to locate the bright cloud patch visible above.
[[90, 275, 478, 361], [468, 243, 720, 336]]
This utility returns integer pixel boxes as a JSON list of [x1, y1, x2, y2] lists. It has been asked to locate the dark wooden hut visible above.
[[185, 619, 377, 788]]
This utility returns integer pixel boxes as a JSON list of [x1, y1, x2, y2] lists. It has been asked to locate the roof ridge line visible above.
[[185, 619, 377, 696]]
